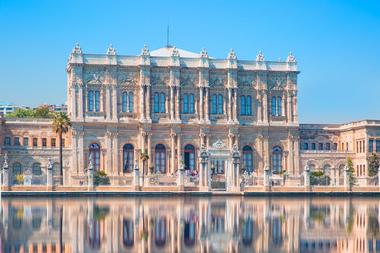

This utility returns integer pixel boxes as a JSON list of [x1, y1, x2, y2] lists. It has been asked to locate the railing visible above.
[[144, 173, 177, 186], [184, 174, 199, 187]]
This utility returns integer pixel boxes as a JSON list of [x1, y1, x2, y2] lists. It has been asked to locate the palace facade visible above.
[[0, 44, 380, 191]]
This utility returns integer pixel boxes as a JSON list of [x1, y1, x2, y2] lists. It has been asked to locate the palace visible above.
[[0, 44, 380, 192]]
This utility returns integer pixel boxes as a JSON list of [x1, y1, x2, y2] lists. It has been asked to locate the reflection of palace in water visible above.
[[2, 197, 380, 253]]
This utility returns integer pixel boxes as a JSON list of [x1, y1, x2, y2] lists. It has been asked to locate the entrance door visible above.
[[211, 159, 226, 190], [184, 144, 195, 172]]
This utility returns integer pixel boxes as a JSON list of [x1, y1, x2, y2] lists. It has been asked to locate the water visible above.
[[1, 196, 380, 253]]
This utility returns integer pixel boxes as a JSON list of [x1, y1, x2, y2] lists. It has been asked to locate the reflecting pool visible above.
[[1, 196, 380, 253]]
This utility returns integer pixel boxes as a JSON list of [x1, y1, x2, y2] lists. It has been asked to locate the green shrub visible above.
[[15, 175, 24, 185], [94, 170, 110, 186]]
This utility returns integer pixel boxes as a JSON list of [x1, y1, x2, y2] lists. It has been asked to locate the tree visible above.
[[6, 108, 35, 118], [347, 157, 357, 187], [34, 105, 52, 118], [52, 112, 71, 183], [368, 153, 380, 177], [140, 150, 149, 176]]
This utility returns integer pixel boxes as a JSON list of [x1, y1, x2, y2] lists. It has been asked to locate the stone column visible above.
[[233, 89, 238, 122], [257, 92, 262, 122], [178, 161, 184, 191], [106, 131, 112, 174], [264, 164, 270, 191], [292, 92, 298, 123], [78, 84, 84, 120], [170, 86, 175, 121], [87, 154, 94, 191], [288, 137, 294, 175], [71, 131, 78, 174], [199, 87, 204, 121], [146, 85, 151, 121], [262, 91, 268, 123], [147, 133, 152, 172], [344, 165, 350, 191], [139, 86, 145, 121], [2, 154, 9, 189], [176, 86, 181, 121], [47, 158, 53, 191], [177, 134, 182, 170], [171, 132, 176, 174], [105, 85, 111, 121], [287, 91, 292, 123], [227, 88, 232, 122], [378, 166, 380, 189], [71, 85, 77, 120], [78, 132, 84, 174], [304, 165, 310, 191], [205, 88, 210, 122], [133, 161, 140, 190], [112, 86, 118, 121], [112, 133, 119, 175]]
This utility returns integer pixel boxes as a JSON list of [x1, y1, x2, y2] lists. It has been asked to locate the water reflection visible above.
[[1, 197, 380, 252]]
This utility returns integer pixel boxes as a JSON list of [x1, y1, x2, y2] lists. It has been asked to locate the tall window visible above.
[[271, 96, 282, 116], [184, 144, 195, 171], [240, 96, 252, 116], [88, 90, 100, 112], [211, 94, 224, 114], [272, 146, 282, 173], [277, 96, 282, 116], [32, 163, 42, 176], [303, 143, 309, 150], [217, 95, 223, 114], [154, 92, 166, 113], [376, 140, 380, 152], [14, 137, 20, 146], [13, 163, 22, 176], [23, 137, 29, 147], [271, 96, 277, 116], [243, 146, 254, 173], [4, 137, 11, 146], [89, 143, 101, 171], [33, 138, 38, 147], [123, 144, 134, 173], [326, 143, 331, 150], [211, 95, 217, 114], [122, 92, 134, 113], [183, 94, 195, 114], [369, 139, 374, 153], [155, 144, 166, 173]]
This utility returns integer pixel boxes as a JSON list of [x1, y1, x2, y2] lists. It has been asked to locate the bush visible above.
[[310, 170, 330, 185], [94, 171, 110, 186], [15, 175, 24, 185]]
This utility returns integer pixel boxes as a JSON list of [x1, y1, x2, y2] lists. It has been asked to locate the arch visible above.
[[32, 162, 42, 176], [123, 219, 134, 247], [272, 146, 282, 173], [154, 218, 167, 247], [12, 162, 22, 176], [184, 144, 196, 171], [123, 144, 134, 173], [242, 146, 254, 173], [89, 143, 101, 171], [155, 144, 166, 173]]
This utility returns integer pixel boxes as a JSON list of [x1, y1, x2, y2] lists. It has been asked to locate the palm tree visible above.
[[52, 112, 71, 183], [140, 150, 149, 175]]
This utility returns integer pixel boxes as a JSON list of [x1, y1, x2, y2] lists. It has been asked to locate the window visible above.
[[211, 95, 217, 114], [243, 146, 254, 173], [189, 94, 194, 113], [376, 140, 380, 152], [159, 92, 165, 113], [333, 143, 338, 150], [4, 136, 11, 146], [211, 94, 224, 114], [311, 143, 316, 150], [326, 143, 331, 150], [42, 138, 47, 148], [88, 90, 94, 112], [271, 96, 277, 116], [319, 143, 323, 150], [246, 95, 252, 115], [272, 146, 282, 173], [95, 91, 100, 112], [32, 163, 42, 176], [277, 96, 282, 116], [123, 144, 134, 173], [154, 92, 159, 113], [183, 94, 195, 114], [217, 95, 223, 114], [369, 139, 374, 152], [184, 144, 195, 171], [122, 92, 134, 113], [183, 94, 189, 114], [155, 144, 166, 173], [23, 137, 29, 146], [14, 137, 20, 146], [303, 143, 309, 150], [51, 138, 56, 148], [13, 163, 22, 175], [89, 143, 101, 171], [33, 138, 38, 147], [240, 96, 246, 115]]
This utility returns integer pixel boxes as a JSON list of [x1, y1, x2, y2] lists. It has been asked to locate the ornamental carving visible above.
[[180, 69, 198, 87], [118, 70, 138, 86], [209, 72, 226, 87], [151, 68, 169, 86], [84, 68, 105, 84], [268, 73, 286, 90], [212, 139, 226, 149], [238, 72, 256, 87]]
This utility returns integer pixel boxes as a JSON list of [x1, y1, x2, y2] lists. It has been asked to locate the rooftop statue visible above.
[[256, 51, 265, 62], [286, 52, 296, 63]]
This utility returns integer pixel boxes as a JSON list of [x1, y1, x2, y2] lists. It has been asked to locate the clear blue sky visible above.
[[1, 0, 379, 123]]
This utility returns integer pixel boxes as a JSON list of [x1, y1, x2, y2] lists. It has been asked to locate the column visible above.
[[199, 87, 204, 121], [106, 85, 111, 121], [292, 92, 298, 123], [227, 88, 232, 122], [140, 86, 145, 121], [264, 136, 270, 167], [106, 132, 112, 174], [257, 92, 262, 122], [233, 88, 238, 121], [71, 85, 77, 120], [78, 132, 84, 174], [146, 85, 151, 121], [147, 133, 152, 172], [177, 134, 182, 169], [112, 86, 118, 121], [288, 137, 294, 175], [262, 91, 268, 123], [112, 133, 119, 175], [176, 86, 181, 121], [294, 138, 300, 175], [171, 132, 176, 174], [78, 84, 84, 120], [170, 86, 174, 121], [205, 88, 210, 122], [71, 131, 78, 174], [287, 91, 292, 123]]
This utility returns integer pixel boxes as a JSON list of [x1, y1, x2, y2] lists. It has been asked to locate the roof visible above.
[[150, 46, 200, 58]]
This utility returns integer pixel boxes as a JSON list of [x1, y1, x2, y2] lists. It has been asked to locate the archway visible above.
[[89, 143, 101, 171], [155, 144, 166, 173], [123, 144, 134, 173], [184, 144, 196, 172]]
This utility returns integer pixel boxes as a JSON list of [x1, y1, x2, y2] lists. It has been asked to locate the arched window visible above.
[[32, 163, 42, 176], [155, 144, 166, 173], [13, 163, 22, 176], [128, 92, 133, 112], [240, 96, 246, 115], [243, 146, 253, 173], [271, 96, 277, 116], [183, 94, 189, 113], [277, 96, 282, 116], [122, 92, 128, 112], [184, 144, 195, 171], [94, 91, 100, 112], [272, 146, 282, 173], [123, 144, 134, 173], [123, 219, 134, 247], [159, 92, 165, 113], [189, 94, 195, 113], [246, 95, 252, 115], [217, 94, 223, 114], [89, 143, 101, 171], [52, 163, 60, 177], [211, 95, 217, 114], [155, 218, 166, 247], [88, 90, 94, 112], [154, 92, 159, 113]]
